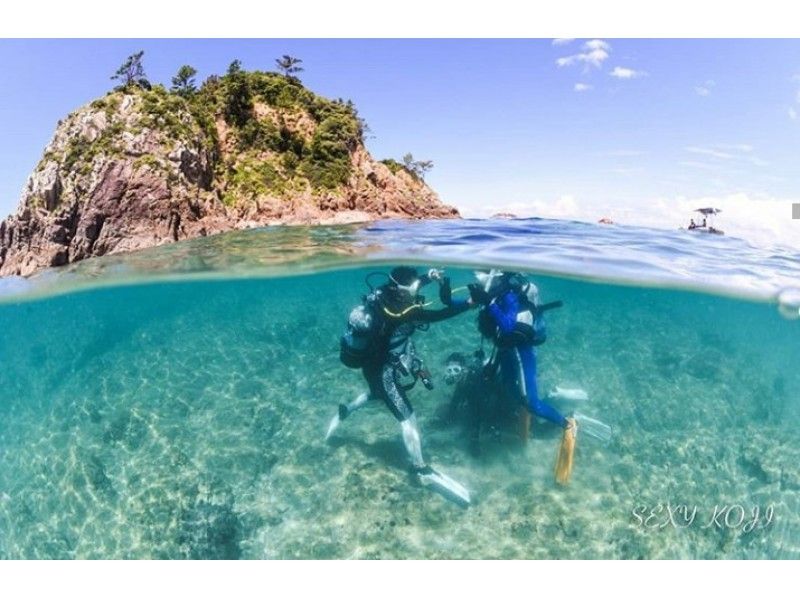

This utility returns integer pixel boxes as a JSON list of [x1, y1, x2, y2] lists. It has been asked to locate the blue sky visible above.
[[1, 39, 798, 242]]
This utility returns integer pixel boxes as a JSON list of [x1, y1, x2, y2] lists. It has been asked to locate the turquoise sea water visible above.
[[0, 219, 798, 559]]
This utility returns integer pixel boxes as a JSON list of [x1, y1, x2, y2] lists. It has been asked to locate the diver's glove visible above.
[[439, 276, 453, 305], [427, 268, 444, 281], [468, 283, 491, 306]]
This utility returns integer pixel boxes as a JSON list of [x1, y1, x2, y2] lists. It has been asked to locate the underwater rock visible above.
[[102, 410, 147, 450], [252, 404, 284, 441], [737, 453, 777, 485], [652, 349, 682, 379], [178, 485, 243, 560], [233, 378, 263, 399], [85, 454, 117, 501], [685, 348, 724, 382]]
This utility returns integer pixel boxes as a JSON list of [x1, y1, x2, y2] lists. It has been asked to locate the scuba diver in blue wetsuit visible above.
[[463, 270, 578, 483], [326, 266, 477, 504]]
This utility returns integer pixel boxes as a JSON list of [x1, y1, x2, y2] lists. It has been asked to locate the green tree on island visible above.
[[402, 153, 434, 180], [111, 51, 150, 90], [227, 59, 243, 75], [275, 55, 304, 79], [223, 59, 253, 127], [171, 65, 198, 97]]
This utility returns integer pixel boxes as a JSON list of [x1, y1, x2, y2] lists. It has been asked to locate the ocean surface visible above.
[[0, 218, 798, 559]]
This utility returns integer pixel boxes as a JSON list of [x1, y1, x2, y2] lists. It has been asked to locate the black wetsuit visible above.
[[363, 298, 469, 422], [447, 354, 491, 444], [447, 352, 521, 451]]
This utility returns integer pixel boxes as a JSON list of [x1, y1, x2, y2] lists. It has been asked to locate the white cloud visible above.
[[788, 77, 800, 119], [601, 149, 646, 157], [718, 143, 753, 152], [584, 40, 610, 51], [462, 193, 799, 252], [685, 146, 734, 160], [610, 66, 646, 79], [609, 167, 644, 176], [556, 39, 610, 69], [695, 79, 715, 96], [685, 144, 767, 166], [552, 38, 574, 46], [530, 195, 580, 219], [680, 161, 718, 170], [761, 174, 787, 183], [470, 195, 580, 220], [645, 194, 800, 252], [573, 83, 592, 92]]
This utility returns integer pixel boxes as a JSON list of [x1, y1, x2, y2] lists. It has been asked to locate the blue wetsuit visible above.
[[487, 290, 567, 428]]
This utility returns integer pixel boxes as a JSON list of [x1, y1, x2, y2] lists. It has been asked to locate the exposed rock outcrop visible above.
[[1, 73, 457, 276]]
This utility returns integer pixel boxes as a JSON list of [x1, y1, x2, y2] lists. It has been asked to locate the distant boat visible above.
[[598, 217, 614, 225], [686, 207, 724, 235]]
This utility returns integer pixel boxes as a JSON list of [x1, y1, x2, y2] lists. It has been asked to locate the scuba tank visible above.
[[517, 278, 548, 346], [339, 269, 439, 369], [339, 269, 416, 369], [339, 292, 383, 368], [477, 274, 552, 347]]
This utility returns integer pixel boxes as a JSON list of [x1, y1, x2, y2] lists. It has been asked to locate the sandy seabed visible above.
[[0, 267, 797, 559]]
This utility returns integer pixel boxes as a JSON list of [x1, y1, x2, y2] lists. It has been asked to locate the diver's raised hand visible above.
[[468, 283, 491, 306], [439, 276, 453, 305], [427, 268, 444, 281]]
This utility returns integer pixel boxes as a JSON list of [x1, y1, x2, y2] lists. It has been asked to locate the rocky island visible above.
[[0, 55, 457, 276]]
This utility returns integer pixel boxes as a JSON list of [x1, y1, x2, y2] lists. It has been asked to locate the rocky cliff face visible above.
[[0, 72, 457, 276]]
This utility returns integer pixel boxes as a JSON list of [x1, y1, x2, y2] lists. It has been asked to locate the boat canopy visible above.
[[694, 207, 722, 215]]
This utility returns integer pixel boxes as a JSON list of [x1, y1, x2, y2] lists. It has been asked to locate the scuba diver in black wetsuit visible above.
[[326, 266, 476, 504], [442, 350, 502, 457]]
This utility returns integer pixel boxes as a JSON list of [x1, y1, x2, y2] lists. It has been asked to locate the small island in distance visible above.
[[0, 53, 458, 277]]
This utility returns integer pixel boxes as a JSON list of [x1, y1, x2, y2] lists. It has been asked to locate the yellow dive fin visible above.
[[517, 406, 531, 444], [554, 417, 577, 485]]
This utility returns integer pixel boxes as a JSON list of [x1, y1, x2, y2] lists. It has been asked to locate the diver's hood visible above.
[[474, 269, 505, 293]]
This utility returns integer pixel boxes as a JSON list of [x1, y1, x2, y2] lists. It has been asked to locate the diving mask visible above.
[[392, 277, 422, 297], [390, 267, 441, 299], [444, 363, 464, 385]]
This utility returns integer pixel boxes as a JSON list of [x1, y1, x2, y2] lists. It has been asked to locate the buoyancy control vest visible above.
[[478, 276, 548, 347]]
